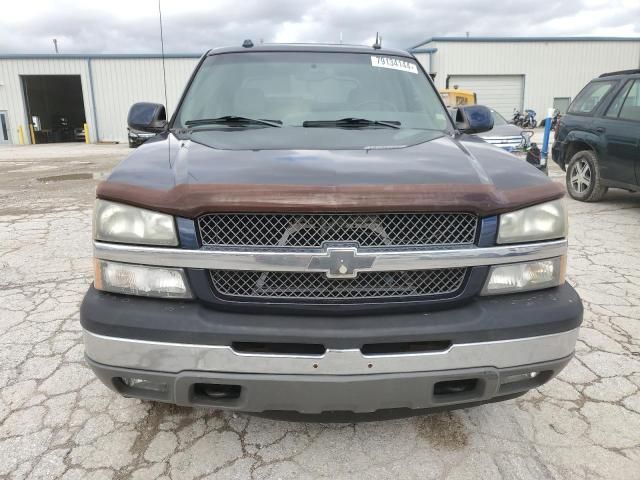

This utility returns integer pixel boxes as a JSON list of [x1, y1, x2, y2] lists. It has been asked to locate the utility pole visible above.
[[53, 38, 59, 53]]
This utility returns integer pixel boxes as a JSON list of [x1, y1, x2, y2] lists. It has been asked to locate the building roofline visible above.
[[408, 47, 438, 54], [0, 53, 203, 60], [409, 36, 640, 50], [0, 43, 414, 60]]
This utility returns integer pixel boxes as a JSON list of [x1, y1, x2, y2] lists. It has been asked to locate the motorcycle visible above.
[[522, 109, 537, 128], [511, 108, 525, 126]]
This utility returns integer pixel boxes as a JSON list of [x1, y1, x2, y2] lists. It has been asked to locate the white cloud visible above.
[[0, 0, 637, 54]]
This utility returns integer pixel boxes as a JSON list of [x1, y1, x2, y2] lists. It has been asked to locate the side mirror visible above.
[[455, 105, 494, 134], [127, 102, 167, 133]]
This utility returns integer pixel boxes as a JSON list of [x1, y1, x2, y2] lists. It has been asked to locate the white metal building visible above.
[[1, 37, 639, 145], [0, 54, 200, 145], [411, 36, 640, 120]]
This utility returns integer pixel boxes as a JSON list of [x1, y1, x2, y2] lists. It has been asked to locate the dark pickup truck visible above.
[[81, 43, 582, 416]]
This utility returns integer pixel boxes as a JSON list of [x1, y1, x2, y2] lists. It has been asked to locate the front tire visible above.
[[566, 150, 607, 202]]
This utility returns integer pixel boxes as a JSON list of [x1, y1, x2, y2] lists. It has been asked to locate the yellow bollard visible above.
[[84, 123, 90, 144], [18, 125, 25, 145], [29, 124, 36, 144]]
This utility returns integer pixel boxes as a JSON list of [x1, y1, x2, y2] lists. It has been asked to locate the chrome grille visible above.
[[209, 268, 467, 301], [483, 136, 523, 151], [198, 213, 477, 247]]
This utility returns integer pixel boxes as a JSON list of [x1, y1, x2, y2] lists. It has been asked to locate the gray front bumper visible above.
[[83, 328, 578, 375], [86, 355, 571, 414], [84, 327, 577, 413]]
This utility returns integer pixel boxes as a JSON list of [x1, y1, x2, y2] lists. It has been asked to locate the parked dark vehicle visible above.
[[553, 69, 640, 201], [81, 43, 581, 417], [483, 108, 534, 152], [452, 106, 543, 171]]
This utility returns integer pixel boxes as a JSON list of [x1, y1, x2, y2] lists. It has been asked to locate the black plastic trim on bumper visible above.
[[80, 283, 583, 350], [86, 355, 572, 414]]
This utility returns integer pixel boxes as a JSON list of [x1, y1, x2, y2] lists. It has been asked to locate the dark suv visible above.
[[553, 69, 640, 201]]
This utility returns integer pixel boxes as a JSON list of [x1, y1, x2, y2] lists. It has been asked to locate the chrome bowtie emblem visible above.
[[308, 246, 376, 279]]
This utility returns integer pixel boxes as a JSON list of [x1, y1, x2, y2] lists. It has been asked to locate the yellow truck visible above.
[[440, 88, 477, 107]]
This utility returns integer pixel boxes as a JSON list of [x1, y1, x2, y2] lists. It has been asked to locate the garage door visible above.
[[447, 75, 524, 119]]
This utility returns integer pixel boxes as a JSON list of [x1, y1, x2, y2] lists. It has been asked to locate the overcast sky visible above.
[[1, 0, 638, 54]]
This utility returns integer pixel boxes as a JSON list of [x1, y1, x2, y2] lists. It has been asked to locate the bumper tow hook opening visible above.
[[194, 383, 242, 401], [433, 378, 479, 396]]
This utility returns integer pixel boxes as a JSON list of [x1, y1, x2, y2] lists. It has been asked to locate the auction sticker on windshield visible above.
[[371, 56, 418, 74]]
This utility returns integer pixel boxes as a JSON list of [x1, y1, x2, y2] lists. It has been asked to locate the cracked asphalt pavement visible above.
[[1, 143, 639, 479]]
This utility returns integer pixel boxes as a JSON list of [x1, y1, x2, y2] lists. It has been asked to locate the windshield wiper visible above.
[[185, 116, 282, 128], [303, 117, 401, 129]]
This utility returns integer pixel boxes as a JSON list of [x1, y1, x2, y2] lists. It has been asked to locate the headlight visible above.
[[497, 199, 567, 244], [94, 200, 177, 246], [482, 257, 565, 295], [94, 260, 191, 298]]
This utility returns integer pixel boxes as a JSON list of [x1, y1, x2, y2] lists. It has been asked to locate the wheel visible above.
[[566, 150, 608, 202], [531, 120, 537, 128]]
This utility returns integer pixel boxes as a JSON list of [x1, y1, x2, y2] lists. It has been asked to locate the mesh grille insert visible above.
[[210, 268, 467, 301], [198, 213, 477, 248]]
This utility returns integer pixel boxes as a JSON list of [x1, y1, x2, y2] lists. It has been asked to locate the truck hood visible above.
[[478, 123, 523, 138], [98, 128, 563, 217]]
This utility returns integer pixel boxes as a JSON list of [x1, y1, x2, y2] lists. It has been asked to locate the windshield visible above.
[[490, 109, 508, 126], [174, 52, 451, 132]]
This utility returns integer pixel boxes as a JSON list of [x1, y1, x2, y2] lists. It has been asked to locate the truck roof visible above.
[[598, 69, 640, 78], [206, 42, 414, 58]]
